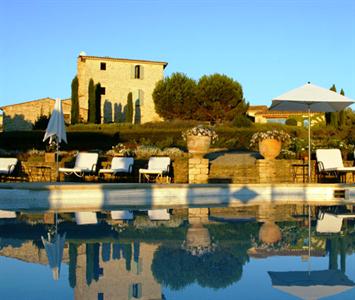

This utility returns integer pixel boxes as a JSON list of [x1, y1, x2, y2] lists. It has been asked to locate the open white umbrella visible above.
[[270, 83, 354, 182], [268, 270, 355, 300], [43, 98, 67, 181]]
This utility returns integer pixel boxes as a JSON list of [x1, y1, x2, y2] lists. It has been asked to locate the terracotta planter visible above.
[[44, 152, 56, 163], [258, 138, 282, 160], [187, 135, 211, 155], [259, 221, 282, 244]]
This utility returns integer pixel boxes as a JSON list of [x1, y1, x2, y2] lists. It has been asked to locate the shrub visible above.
[[232, 115, 253, 128], [33, 115, 49, 130], [285, 118, 297, 126]]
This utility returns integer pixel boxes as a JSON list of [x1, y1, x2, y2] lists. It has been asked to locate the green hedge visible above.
[[1, 122, 352, 152]]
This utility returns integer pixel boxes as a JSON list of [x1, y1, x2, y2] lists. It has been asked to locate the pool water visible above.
[[0, 205, 354, 300]]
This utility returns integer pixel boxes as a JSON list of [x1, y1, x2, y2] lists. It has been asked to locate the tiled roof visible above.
[[248, 105, 268, 111], [79, 55, 168, 68], [0, 97, 55, 109], [256, 110, 319, 117]]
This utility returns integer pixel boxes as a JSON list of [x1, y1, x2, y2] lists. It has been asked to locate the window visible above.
[[266, 118, 286, 124], [134, 65, 141, 79], [131, 283, 142, 299], [100, 62, 106, 70], [101, 87, 106, 95]]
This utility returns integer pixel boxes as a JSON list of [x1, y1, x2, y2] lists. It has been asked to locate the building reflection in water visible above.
[[72, 241, 161, 300]]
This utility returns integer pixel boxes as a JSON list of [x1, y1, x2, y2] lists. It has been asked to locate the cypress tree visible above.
[[95, 83, 101, 124], [326, 84, 338, 127], [329, 84, 337, 92], [88, 79, 96, 123], [71, 76, 79, 124], [126, 92, 133, 123], [69, 243, 78, 288], [339, 88, 345, 127]]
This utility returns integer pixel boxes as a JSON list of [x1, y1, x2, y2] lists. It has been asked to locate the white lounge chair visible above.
[[98, 157, 134, 181], [316, 211, 355, 233], [139, 157, 171, 183], [59, 152, 98, 179], [75, 212, 98, 225], [148, 209, 170, 221], [0, 158, 18, 179], [0, 210, 17, 218], [316, 149, 355, 183], [111, 210, 134, 220]]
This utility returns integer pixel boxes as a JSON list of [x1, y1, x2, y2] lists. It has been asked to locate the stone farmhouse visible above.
[[77, 54, 167, 124], [0, 97, 87, 132], [0, 54, 167, 131], [247, 105, 324, 126]]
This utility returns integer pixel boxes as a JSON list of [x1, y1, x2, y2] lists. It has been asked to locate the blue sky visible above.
[[0, 0, 354, 108]]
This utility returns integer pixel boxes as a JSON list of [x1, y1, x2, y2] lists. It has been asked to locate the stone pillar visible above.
[[188, 157, 209, 184], [188, 208, 209, 224]]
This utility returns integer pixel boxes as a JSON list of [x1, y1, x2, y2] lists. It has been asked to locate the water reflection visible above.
[[0, 205, 354, 299]]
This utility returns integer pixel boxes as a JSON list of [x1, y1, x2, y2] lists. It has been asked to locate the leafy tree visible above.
[[95, 83, 101, 124], [88, 79, 96, 123], [126, 92, 133, 123], [196, 74, 248, 123], [153, 72, 198, 120], [71, 76, 79, 124]]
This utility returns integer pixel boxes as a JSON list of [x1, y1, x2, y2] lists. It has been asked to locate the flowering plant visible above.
[[249, 130, 291, 149], [107, 143, 136, 157], [182, 125, 218, 143]]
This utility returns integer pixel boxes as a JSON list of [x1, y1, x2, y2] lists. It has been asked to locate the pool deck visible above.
[[0, 182, 354, 211]]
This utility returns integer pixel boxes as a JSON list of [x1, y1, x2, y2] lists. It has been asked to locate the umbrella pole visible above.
[[308, 108, 311, 183], [56, 141, 59, 182], [308, 205, 311, 274]]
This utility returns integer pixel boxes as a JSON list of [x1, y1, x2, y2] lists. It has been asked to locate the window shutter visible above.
[[140, 66, 144, 80]]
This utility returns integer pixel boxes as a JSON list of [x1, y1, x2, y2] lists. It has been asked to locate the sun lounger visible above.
[[316, 149, 355, 183], [0, 210, 17, 218], [0, 158, 18, 179], [111, 210, 134, 220], [139, 157, 171, 183], [59, 152, 98, 179], [98, 157, 134, 181], [148, 209, 170, 220], [316, 211, 355, 233], [75, 212, 98, 225]]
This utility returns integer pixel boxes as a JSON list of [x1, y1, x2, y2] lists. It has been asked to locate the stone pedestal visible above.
[[188, 158, 209, 184]]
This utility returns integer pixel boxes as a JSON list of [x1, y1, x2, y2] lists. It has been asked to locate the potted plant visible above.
[[182, 125, 218, 155], [45, 141, 57, 162], [249, 130, 291, 160]]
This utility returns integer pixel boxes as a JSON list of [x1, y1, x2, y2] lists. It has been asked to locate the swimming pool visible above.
[[0, 204, 354, 300]]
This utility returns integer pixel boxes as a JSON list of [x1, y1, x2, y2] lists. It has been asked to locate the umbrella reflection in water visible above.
[[268, 206, 355, 299], [41, 213, 66, 280]]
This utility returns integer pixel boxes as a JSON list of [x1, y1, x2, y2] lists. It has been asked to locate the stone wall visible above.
[[6, 154, 353, 184], [77, 56, 166, 124]]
